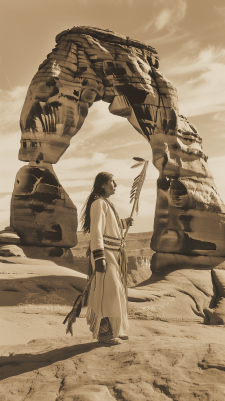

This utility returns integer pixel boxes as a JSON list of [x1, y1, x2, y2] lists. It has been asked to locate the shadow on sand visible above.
[[0, 341, 110, 381]]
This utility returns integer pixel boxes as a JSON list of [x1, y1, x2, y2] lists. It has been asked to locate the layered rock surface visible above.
[[1, 311, 225, 400], [10, 163, 77, 247], [0, 320, 225, 401], [11, 26, 225, 262], [6, 26, 225, 327], [1, 234, 225, 400]]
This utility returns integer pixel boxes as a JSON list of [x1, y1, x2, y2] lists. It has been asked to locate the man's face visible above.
[[103, 177, 117, 197]]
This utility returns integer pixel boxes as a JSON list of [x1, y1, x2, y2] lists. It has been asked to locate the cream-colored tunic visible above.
[[86, 198, 129, 339]]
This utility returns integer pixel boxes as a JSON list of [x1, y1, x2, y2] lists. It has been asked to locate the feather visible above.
[[129, 160, 149, 214], [63, 271, 96, 336], [131, 162, 145, 169], [131, 181, 139, 188], [124, 157, 149, 239], [133, 157, 145, 162], [134, 174, 140, 181], [63, 294, 83, 336]]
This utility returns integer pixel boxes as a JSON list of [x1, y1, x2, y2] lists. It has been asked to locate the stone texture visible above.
[[10, 163, 77, 247], [211, 269, 225, 297], [0, 227, 20, 245], [204, 297, 225, 325], [1, 324, 225, 401], [1, 245, 225, 399], [0, 249, 88, 309], [11, 25, 225, 260], [128, 268, 217, 323], [6, 26, 225, 326]]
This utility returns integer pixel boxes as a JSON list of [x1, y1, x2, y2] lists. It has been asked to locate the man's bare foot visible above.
[[119, 335, 129, 340]]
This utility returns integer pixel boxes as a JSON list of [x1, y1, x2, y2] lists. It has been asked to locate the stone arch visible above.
[[10, 26, 225, 266]]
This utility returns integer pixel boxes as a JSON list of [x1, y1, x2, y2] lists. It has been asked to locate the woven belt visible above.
[[103, 234, 121, 251]]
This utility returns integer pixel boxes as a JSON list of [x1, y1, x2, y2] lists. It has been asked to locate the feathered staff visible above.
[[63, 157, 149, 335], [124, 157, 149, 239]]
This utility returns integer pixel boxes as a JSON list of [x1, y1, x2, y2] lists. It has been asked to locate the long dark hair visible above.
[[80, 172, 113, 234]]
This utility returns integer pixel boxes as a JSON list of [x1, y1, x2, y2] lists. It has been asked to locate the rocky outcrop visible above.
[[6, 26, 225, 325], [10, 26, 225, 259], [1, 240, 225, 400], [10, 163, 77, 247], [1, 322, 225, 400], [0, 227, 20, 245]]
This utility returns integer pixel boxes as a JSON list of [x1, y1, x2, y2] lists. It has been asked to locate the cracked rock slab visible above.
[[1, 320, 225, 401], [57, 383, 116, 400]]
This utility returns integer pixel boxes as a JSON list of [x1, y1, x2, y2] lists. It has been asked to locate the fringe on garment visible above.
[[86, 307, 102, 339], [86, 307, 129, 339], [63, 294, 83, 335], [63, 270, 95, 335]]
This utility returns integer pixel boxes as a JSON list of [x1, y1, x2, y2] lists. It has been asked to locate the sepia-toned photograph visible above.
[[0, 1, 225, 399]]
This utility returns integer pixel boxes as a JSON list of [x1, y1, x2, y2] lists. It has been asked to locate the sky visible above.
[[0, 0, 225, 233]]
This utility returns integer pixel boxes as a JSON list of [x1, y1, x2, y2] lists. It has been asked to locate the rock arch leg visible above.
[[11, 37, 104, 246], [91, 33, 225, 265]]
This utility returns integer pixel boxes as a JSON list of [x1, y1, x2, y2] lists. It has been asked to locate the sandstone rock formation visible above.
[[7, 26, 225, 324], [10, 163, 77, 247], [11, 25, 225, 258]]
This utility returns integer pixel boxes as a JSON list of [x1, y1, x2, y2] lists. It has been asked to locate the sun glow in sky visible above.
[[0, 0, 225, 233]]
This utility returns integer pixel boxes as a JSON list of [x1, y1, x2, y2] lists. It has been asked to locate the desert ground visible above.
[[1, 232, 225, 401]]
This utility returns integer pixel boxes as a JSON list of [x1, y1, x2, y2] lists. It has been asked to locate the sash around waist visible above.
[[103, 234, 122, 251]]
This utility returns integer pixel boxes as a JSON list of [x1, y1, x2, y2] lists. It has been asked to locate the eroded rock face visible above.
[[11, 26, 225, 255], [1, 326, 225, 401], [10, 163, 77, 247]]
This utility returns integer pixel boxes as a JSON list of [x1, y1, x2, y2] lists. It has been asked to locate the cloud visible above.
[[213, 111, 225, 123], [179, 62, 225, 117], [155, 9, 172, 31], [144, 0, 186, 34], [0, 86, 27, 134], [0, 131, 23, 193], [163, 45, 225, 117], [166, 45, 225, 77], [215, 6, 225, 17], [208, 155, 225, 203], [142, 0, 188, 48]]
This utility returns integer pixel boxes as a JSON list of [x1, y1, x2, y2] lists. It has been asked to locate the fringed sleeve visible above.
[[90, 199, 107, 261]]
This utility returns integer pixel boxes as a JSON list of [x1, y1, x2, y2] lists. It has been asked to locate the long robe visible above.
[[86, 198, 129, 339]]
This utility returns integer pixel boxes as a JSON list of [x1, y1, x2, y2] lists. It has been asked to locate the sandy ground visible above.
[[1, 246, 225, 400], [1, 303, 224, 346], [1, 306, 225, 400]]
